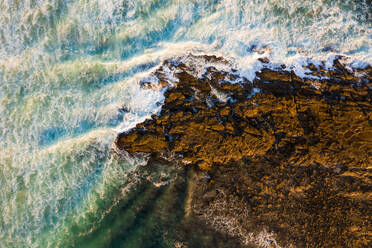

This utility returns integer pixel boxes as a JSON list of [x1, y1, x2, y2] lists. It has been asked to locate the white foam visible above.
[[0, 0, 371, 246], [210, 86, 230, 102]]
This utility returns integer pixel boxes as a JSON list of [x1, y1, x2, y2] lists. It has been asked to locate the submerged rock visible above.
[[115, 55, 371, 247]]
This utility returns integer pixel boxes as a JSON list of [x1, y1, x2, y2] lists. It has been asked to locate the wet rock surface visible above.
[[115, 55, 372, 247]]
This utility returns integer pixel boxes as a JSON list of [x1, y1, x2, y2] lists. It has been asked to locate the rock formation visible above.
[[115, 55, 371, 247]]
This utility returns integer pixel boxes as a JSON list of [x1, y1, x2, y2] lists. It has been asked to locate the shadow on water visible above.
[[70, 158, 243, 248]]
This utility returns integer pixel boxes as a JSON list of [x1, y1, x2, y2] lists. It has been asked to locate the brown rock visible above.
[[115, 55, 372, 248]]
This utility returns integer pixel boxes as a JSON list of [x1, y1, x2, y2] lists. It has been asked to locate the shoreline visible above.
[[115, 54, 371, 247]]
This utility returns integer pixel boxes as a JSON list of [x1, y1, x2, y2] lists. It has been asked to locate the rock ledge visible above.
[[116, 55, 371, 247]]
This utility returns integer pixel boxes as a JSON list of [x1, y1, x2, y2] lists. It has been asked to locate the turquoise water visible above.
[[0, 0, 371, 247]]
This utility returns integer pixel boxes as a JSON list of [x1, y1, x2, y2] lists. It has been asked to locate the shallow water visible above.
[[0, 0, 371, 247]]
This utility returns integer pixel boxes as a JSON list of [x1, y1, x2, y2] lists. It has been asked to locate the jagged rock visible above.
[[115, 55, 372, 247]]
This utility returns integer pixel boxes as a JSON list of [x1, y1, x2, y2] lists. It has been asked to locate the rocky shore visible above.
[[115, 55, 371, 247]]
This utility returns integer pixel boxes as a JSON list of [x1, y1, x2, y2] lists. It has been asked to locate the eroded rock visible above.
[[115, 55, 371, 247]]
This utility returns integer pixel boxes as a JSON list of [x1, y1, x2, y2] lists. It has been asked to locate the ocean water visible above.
[[0, 0, 371, 247]]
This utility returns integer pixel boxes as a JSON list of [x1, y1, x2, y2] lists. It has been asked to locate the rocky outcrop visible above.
[[115, 55, 372, 247]]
